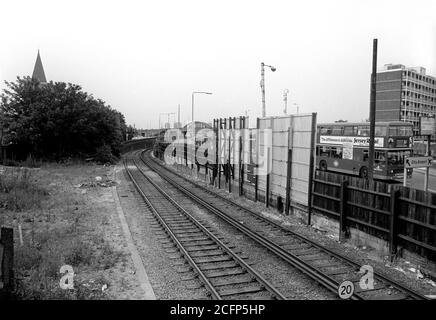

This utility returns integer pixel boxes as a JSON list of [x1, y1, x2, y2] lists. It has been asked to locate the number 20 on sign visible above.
[[338, 281, 355, 299]]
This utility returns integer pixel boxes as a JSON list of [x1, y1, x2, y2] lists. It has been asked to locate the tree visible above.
[[0, 77, 127, 161]]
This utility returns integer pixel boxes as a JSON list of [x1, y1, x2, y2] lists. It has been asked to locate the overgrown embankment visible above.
[[0, 164, 141, 299]]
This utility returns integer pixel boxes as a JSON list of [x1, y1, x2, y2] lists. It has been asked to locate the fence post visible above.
[[389, 188, 400, 261], [0, 227, 14, 298], [339, 180, 349, 242], [239, 135, 243, 196], [255, 118, 260, 202], [307, 113, 317, 226], [285, 148, 292, 216], [266, 147, 270, 208]]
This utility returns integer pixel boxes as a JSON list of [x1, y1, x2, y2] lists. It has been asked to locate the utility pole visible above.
[[368, 39, 378, 182], [260, 62, 276, 117], [261, 63, 265, 117], [283, 89, 289, 115], [178, 104, 180, 128]]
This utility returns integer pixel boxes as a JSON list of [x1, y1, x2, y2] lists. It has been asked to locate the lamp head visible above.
[[270, 66, 276, 72]]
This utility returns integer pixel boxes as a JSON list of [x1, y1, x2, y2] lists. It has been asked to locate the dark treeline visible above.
[[0, 77, 134, 163]]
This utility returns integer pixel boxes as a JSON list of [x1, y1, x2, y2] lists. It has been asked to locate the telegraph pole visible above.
[[260, 62, 276, 117], [368, 39, 378, 181], [283, 89, 289, 115], [178, 104, 180, 127], [261, 63, 265, 117]]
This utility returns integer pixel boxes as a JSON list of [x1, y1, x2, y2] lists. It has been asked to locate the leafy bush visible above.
[[94, 145, 118, 164]]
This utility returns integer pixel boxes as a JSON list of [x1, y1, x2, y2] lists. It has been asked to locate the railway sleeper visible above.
[[210, 275, 255, 287], [178, 236, 211, 242], [198, 261, 239, 271], [204, 268, 245, 278], [173, 230, 203, 235], [185, 245, 220, 252], [190, 250, 225, 258], [217, 285, 265, 297], [169, 225, 203, 232], [183, 240, 217, 247], [194, 255, 233, 264]]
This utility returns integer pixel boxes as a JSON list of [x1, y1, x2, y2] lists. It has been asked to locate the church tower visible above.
[[32, 50, 47, 83]]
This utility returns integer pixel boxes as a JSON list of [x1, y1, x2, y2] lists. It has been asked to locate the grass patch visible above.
[[0, 167, 48, 211], [0, 163, 125, 300]]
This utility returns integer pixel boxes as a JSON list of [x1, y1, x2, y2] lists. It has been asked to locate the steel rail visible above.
[[142, 149, 428, 300], [124, 158, 221, 299], [125, 156, 286, 300], [139, 152, 362, 299]]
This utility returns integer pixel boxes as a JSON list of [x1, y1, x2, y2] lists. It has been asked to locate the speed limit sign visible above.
[[338, 280, 355, 299]]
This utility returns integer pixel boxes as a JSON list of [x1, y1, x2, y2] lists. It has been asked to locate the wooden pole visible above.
[[424, 134, 430, 192], [228, 119, 231, 193], [368, 38, 378, 182], [339, 180, 349, 241], [266, 147, 270, 208], [255, 118, 260, 202], [285, 148, 292, 216], [239, 135, 243, 196], [0, 227, 14, 296], [389, 188, 400, 261], [307, 113, 317, 226]]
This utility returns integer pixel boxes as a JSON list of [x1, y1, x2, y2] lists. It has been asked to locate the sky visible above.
[[0, 0, 435, 128]]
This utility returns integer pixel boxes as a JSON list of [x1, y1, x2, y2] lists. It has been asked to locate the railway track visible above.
[[123, 155, 286, 300], [139, 149, 428, 300]]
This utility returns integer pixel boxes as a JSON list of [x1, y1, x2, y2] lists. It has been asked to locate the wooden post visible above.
[[266, 147, 270, 208], [368, 38, 378, 182], [389, 188, 400, 261], [228, 124, 232, 193], [307, 113, 317, 226], [218, 119, 222, 189], [424, 134, 431, 192], [255, 118, 260, 202], [339, 180, 349, 242], [285, 148, 292, 216], [0, 227, 14, 297], [239, 135, 243, 196]]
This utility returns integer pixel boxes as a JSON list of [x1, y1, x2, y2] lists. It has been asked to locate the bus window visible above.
[[375, 151, 386, 164], [387, 151, 411, 166], [375, 125, 387, 136], [399, 126, 413, 136], [331, 126, 343, 135], [362, 150, 369, 162], [331, 147, 343, 158], [343, 126, 355, 135], [319, 126, 332, 135], [388, 127, 398, 136], [357, 126, 370, 136], [318, 146, 330, 157]]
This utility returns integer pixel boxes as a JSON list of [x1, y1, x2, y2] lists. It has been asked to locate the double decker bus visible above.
[[316, 121, 414, 180]]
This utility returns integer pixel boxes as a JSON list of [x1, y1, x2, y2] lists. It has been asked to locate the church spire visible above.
[[32, 50, 47, 83]]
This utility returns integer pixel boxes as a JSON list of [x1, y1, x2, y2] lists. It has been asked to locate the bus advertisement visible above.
[[316, 121, 414, 180]]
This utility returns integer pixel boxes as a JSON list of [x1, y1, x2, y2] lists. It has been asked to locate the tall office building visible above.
[[375, 64, 436, 136]]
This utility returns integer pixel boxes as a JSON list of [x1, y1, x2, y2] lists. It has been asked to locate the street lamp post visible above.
[[190, 91, 213, 168], [260, 62, 276, 118]]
